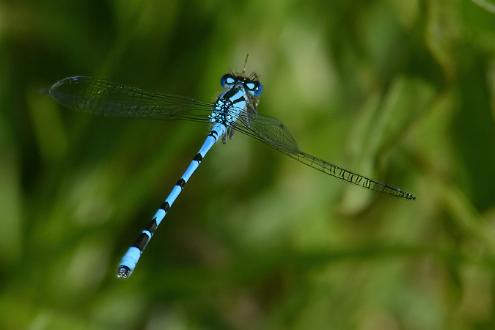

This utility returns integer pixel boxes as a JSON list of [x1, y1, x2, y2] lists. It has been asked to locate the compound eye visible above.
[[220, 74, 236, 88], [246, 81, 263, 97]]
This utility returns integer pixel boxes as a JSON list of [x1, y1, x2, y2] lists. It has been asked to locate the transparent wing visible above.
[[233, 113, 416, 200], [49, 76, 213, 122]]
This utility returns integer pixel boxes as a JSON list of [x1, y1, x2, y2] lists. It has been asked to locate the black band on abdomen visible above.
[[132, 232, 150, 251], [176, 178, 186, 188]]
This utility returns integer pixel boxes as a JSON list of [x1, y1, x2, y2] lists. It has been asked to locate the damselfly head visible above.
[[220, 73, 263, 97]]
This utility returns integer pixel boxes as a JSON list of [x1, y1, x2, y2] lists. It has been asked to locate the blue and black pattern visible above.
[[49, 70, 416, 279], [116, 123, 226, 278]]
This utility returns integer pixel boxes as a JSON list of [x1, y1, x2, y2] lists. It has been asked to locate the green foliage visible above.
[[1, 0, 495, 329]]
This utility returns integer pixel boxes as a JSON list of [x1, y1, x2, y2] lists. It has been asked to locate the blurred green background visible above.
[[1, 0, 495, 329]]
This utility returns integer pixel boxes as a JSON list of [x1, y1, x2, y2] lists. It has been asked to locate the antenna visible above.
[[242, 53, 249, 74]]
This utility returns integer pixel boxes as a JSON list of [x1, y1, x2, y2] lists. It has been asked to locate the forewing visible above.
[[49, 76, 213, 122], [233, 113, 415, 200]]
